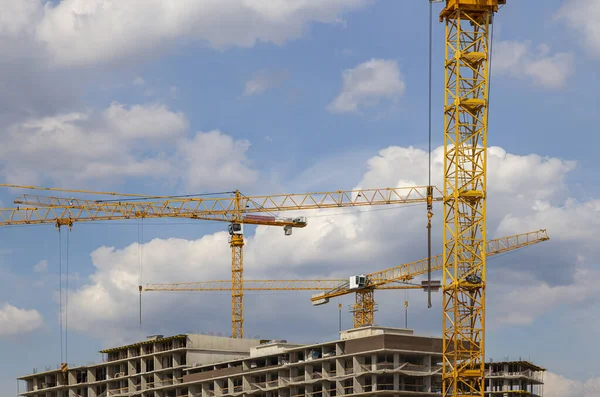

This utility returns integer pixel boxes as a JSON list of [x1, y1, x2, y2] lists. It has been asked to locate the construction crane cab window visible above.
[[228, 223, 243, 236], [349, 275, 367, 290]]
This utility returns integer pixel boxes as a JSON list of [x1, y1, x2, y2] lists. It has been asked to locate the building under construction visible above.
[[18, 326, 544, 397]]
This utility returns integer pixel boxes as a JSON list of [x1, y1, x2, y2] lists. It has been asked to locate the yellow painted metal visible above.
[[146, 230, 547, 333], [312, 230, 547, 301], [351, 289, 376, 328], [440, 1, 501, 396], [14, 186, 443, 216], [230, 233, 244, 339], [145, 229, 547, 294], [144, 280, 418, 291], [145, 279, 350, 291], [7, 185, 441, 339]]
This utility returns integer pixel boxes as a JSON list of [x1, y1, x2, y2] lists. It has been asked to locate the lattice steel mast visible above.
[[439, 1, 504, 396]]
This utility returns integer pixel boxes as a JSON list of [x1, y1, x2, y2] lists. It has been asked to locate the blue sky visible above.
[[0, 1, 599, 396]]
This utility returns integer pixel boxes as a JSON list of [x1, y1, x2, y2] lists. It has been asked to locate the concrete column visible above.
[[227, 377, 234, 394], [243, 373, 251, 392], [353, 356, 363, 393], [424, 355, 432, 392], [372, 354, 378, 371], [197, 382, 207, 397]]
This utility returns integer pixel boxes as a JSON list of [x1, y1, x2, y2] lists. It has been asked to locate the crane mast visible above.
[[439, 1, 504, 396], [146, 230, 548, 334], [10, 185, 443, 339]]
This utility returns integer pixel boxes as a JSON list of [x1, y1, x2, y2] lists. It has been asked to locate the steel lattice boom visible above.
[[9, 184, 443, 339], [310, 230, 547, 300], [146, 229, 547, 332], [14, 186, 443, 220]]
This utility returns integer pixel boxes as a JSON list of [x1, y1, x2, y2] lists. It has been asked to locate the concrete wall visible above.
[[187, 334, 263, 351], [187, 351, 251, 367]]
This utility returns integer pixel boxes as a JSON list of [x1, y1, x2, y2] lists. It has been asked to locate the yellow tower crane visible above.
[[9, 184, 443, 339], [144, 229, 548, 331], [436, 1, 506, 396]]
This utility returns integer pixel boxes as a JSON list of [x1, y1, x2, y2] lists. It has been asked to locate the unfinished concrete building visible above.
[[17, 327, 544, 397], [485, 361, 545, 397], [17, 333, 264, 397]]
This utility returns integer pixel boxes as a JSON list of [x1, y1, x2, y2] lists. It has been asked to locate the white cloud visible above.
[[132, 76, 146, 86], [493, 40, 574, 89], [0, 102, 185, 185], [491, 267, 598, 326], [0, 303, 43, 337], [243, 70, 288, 96], [177, 130, 259, 190], [33, 260, 48, 273], [327, 59, 406, 113], [25, 0, 369, 67], [557, 0, 600, 58], [0, 102, 257, 190], [545, 372, 600, 397], [0, 0, 41, 37], [63, 144, 600, 345]]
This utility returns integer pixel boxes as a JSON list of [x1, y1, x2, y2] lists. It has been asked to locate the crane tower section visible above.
[[439, 1, 503, 397]]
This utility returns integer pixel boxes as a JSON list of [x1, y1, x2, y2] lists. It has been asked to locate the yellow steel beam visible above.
[[312, 230, 547, 301], [230, 234, 244, 339], [351, 289, 376, 328], [14, 186, 443, 215], [440, 1, 501, 396], [8, 185, 441, 339], [145, 229, 546, 335], [144, 280, 419, 291]]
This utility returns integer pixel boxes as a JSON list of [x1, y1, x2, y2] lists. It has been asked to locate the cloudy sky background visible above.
[[0, 1, 598, 396]]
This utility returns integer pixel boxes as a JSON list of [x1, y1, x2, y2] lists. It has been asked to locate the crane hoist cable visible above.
[[97, 190, 234, 203], [426, 0, 434, 309]]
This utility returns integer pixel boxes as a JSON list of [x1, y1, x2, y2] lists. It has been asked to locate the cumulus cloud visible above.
[[63, 144, 599, 346], [0, 303, 43, 337], [0, 0, 42, 37], [327, 59, 406, 113], [557, 0, 600, 58], [177, 130, 258, 190], [33, 260, 48, 273], [0, 0, 366, 67], [132, 76, 146, 86], [243, 70, 288, 96], [493, 40, 574, 89], [545, 372, 600, 397], [0, 102, 186, 185], [492, 267, 598, 326], [0, 102, 257, 190]]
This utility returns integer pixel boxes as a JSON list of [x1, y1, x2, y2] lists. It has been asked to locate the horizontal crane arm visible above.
[[144, 279, 421, 291], [0, 206, 305, 227], [311, 229, 549, 301], [15, 186, 442, 215], [144, 230, 548, 295], [7, 186, 442, 227]]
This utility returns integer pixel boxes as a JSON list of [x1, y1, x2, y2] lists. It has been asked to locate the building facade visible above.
[[18, 327, 544, 397], [485, 361, 545, 397]]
